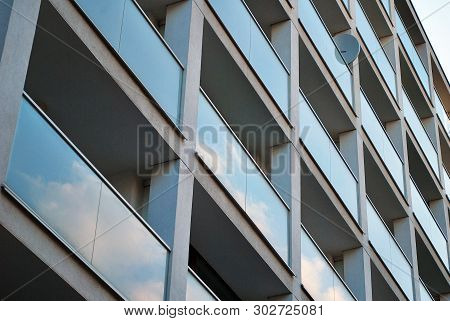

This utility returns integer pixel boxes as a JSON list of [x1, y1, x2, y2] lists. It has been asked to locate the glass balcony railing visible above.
[[341, 0, 350, 11], [299, 92, 359, 221], [395, 9, 431, 98], [299, 0, 353, 107], [381, 0, 391, 17], [186, 269, 219, 301], [197, 90, 290, 263], [444, 168, 450, 200], [360, 90, 405, 194], [410, 177, 449, 271], [301, 226, 356, 301], [74, 0, 183, 125], [419, 278, 434, 301], [434, 88, 449, 134], [402, 88, 439, 179], [207, 0, 290, 117], [356, 1, 397, 99], [5, 95, 169, 300], [366, 198, 414, 300]]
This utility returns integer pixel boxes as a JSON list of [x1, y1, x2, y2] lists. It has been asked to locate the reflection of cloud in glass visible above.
[[301, 231, 354, 301], [92, 187, 167, 301], [197, 93, 289, 262]]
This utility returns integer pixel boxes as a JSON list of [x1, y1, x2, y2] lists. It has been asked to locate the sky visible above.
[[411, 0, 450, 82]]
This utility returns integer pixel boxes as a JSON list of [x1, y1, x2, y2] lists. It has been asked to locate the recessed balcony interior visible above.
[[135, 0, 180, 34], [359, 0, 393, 36], [300, 160, 360, 271], [358, 49, 398, 121], [415, 230, 450, 297], [310, 0, 351, 35], [24, 0, 177, 233], [189, 181, 290, 300], [370, 261, 399, 301], [201, 22, 289, 175], [299, 41, 355, 143], [363, 145, 407, 218]]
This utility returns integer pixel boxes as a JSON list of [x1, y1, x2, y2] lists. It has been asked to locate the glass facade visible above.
[[186, 270, 218, 301], [5, 97, 168, 300]]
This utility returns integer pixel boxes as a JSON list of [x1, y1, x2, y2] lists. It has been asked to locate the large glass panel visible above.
[[395, 9, 430, 97], [197, 91, 290, 263], [299, 95, 359, 221], [434, 88, 449, 134], [74, 0, 125, 49], [301, 228, 355, 301], [360, 91, 405, 194], [74, 0, 183, 125], [410, 178, 449, 270], [298, 0, 353, 107], [381, 0, 391, 17], [402, 89, 439, 177], [92, 187, 167, 300], [5, 96, 169, 300], [366, 199, 414, 299], [6, 98, 101, 261], [356, 1, 397, 98], [186, 270, 218, 301], [207, 0, 289, 116]]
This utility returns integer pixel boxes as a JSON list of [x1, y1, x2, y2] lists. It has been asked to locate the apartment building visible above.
[[0, 0, 449, 301]]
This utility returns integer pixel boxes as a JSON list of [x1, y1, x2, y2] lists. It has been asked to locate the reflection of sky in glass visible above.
[[197, 92, 289, 263], [186, 271, 217, 301], [6, 98, 168, 300], [301, 230, 355, 301]]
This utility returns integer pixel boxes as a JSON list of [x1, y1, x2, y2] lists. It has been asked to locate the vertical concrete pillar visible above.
[[343, 247, 372, 301], [162, 0, 204, 300], [272, 18, 301, 299]]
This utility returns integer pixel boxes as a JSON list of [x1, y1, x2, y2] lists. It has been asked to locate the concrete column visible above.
[[272, 18, 301, 299], [162, 0, 204, 300], [393, 217, 420, 300], [343, 247, 372, 301]]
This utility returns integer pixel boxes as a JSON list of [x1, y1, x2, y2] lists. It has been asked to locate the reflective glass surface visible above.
[[186, 271, 218, 301], [419, 279, 433, 301], [402, 88, 439, 177], [197, 91, 290, 263], [356, 1, 397, 98], [299, 0, 353, 107], [410, 179, 449, 270], [360, 91, 405, 194], [366, 199, 413, 300], [299, 95, 359, 220], [208, 0, 289, 116], [75, 0, 183, 125], [6, 97, 168, 300], [301, 228, 355, 301], [395, 9, 430, 97]]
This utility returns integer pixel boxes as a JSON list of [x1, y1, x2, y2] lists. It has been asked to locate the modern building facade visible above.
[[0, 0, 449, 301]]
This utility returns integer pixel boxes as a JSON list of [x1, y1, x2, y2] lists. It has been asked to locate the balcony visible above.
[[395, 9, 430, 98], [402, 88, 439, 179], [73, 0, 183, 125], [301, 226, 356, 301], [186, 269, 219, 301], [196, 90, 290, 264], [299, 92, 359, 222], [298, 0, 353, 108], [4, 95, 169, 300], [360, 90, 405, 195], [206, 0, 289, 117], [356, 0, 397, 99], [434, 88, 449, 135], [366, 198, 413, 300], [410, 177, 449, 271]]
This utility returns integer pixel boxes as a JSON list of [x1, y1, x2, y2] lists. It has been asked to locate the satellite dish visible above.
[[334, 34, 360, 64]]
